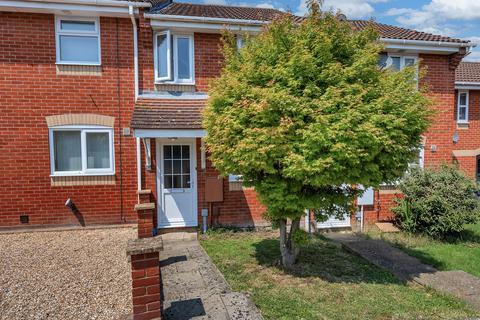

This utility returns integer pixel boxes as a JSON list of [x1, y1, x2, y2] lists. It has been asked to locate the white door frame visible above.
[[156, 138, 198, 228]]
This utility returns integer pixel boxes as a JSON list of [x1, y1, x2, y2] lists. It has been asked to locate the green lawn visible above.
[[367, 224, 480, 278], [201, 231, 478, 320]]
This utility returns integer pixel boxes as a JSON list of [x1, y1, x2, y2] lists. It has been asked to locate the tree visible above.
[[203, 5, 432, 268]]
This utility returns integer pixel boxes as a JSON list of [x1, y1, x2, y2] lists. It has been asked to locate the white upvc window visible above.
[[457, 90, 469, 123], [154, 31, 194, 84], [387, 55, 417, 71], [236, 35, 246, 50], [228, 174, 243, 182], [55, 16, 101, 65], [49, 126, 114, 176]]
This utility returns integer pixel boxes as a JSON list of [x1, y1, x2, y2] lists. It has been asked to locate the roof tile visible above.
[[131, 98, 205, 129], [456, 62, 480, 83]]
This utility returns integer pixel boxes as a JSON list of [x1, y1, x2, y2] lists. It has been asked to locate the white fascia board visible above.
[[149, 19, 262, 33], [145, 13, 269, 26], [0, 0, 141, 16], [381, 38, 474, 55], [381, 38, 474, 48], [8, 0, 150, 7], [455, 83, 480, 90], [134, 129, 207, 138], [383, 43, 460, 54]]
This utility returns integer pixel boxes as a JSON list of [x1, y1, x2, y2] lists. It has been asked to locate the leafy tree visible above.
[[203, 2, 431, 268]]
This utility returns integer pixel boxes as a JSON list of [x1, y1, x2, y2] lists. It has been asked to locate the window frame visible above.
[[55, 16, 101, 66], [49, 125, 114, 177], [153, 31, 195, 84], [457, 90, 469, 123], [387, 54, 418, 71], [153, 30, 172, 82]]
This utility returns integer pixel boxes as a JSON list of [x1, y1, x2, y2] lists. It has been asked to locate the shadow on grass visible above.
[[252, 235, 403, 285]]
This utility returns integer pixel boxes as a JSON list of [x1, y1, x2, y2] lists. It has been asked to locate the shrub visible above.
[[393, 165, 480, 237]]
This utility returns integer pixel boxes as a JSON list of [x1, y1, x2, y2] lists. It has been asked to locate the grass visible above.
[[367, 223, 480, 278], [200, 230, 478, 320]]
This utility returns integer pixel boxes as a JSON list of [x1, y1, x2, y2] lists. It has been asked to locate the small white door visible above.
[[317, 214, 351, 229], [157, 139, 197, 228]]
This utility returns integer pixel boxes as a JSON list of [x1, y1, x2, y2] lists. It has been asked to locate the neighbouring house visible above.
[[0, 0, 475, 233]]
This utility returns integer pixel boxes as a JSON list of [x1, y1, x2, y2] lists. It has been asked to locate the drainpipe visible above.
[[129, 5, 139, 100], [130, 5, 141, 201]]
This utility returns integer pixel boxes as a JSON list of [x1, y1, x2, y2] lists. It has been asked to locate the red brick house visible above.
[[0, 0, 475, 232]]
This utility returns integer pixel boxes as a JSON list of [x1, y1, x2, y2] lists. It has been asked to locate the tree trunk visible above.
[[279, 217, 302, 269]]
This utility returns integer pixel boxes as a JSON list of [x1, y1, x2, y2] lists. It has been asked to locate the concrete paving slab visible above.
[[160, 239, 263, 319]]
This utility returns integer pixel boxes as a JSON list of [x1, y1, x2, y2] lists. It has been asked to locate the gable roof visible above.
[[456, 62, 480, 83], [146, 1, 469, 45]]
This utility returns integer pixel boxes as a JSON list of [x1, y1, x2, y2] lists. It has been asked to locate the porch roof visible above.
[[131, 98, 205, 130]]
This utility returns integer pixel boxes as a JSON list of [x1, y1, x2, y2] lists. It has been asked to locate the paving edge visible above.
[[0, 223, 137, 235]]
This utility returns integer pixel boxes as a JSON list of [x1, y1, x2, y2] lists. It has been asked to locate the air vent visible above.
[[20, 215, 29, 224]]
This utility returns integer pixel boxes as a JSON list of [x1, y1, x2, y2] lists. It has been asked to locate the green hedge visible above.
[[393, 165, 480, 237]]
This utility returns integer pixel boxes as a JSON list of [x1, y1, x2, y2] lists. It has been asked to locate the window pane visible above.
[[182, 160, 190, 174], [59, 35, 99, 62], [157, 34, 169, 78], [54, 131, 81, 172], [164, 145, 172, 159], [173, 160, 181, 174], [404, 58, 415, 67], [182, 174, 191, 188], [86, 132, 110, 169], [173, 175, 181, 188], [61, 20, 96, 32], [172, 146, 181, 158], [390, 57, 401, 71], [181, 146, 190, 159], [164, 159, 172, 174], [460, 93, 467, 106], [164, 175, 172, 188], [459, 106, 467, 120], [378, 53, 388, 68], [177, 37, 191, 80]]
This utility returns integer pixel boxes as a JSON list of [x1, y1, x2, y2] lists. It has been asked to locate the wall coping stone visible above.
[[134, 203, 155, 211], [126, 236, 163, 257]]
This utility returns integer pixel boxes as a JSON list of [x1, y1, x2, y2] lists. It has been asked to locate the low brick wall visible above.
[[126, 237, 163, 320]]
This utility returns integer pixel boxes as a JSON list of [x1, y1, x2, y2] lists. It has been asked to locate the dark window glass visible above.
[[172, 145, 181, 158], [182, 160, 190, 174], [182, 146, 190, 159], [182, 174, 190, 188], [164, 159, 172, 174], [164, 145, 172, 159], [173, 175, 181, 188], [173, 160, 182, 174], [477, 156, 480, 182], [164, 175, 172, 188]]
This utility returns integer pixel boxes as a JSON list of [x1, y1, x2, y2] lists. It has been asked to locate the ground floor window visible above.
[[476, 155, 480, 183], [49, 126, 114, 176]]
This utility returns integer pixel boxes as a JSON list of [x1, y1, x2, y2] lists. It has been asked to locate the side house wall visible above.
[[0, 13, 138, 226], [362, 54, 459, 224]]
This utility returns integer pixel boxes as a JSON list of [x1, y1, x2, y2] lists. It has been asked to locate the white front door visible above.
[[156, 138, 197, 228]]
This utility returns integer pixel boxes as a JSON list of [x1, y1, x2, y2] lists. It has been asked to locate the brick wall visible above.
[[0, 13, 138, 226]]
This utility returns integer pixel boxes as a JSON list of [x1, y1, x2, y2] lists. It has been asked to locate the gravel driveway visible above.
[[0, 227, 136, 320]]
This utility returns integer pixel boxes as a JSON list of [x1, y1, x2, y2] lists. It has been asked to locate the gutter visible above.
[[381, 38, 475, 49], [21, 0, 151, 7], [129, 5, 139, 100], [456, 81, 480, 86]]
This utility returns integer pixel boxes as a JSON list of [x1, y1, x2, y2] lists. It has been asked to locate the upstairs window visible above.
[[49, 126, 114, 176], [154, 31, 194, 84], [457, 91, 469, 123], [55, 17, 101, 65], [387, 55, 417, 71]]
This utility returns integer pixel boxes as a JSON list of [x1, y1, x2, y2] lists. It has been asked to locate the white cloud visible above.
[[296, 0, 384, 19], [387, 0, 480, 36], [203, 0, 227, 5], [256, 2, 275, 9], [463, 37, 480, 62]]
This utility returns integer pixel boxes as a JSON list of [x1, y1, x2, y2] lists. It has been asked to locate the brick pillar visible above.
[[135, 203, 156, 238], [126, 237, 163, 320]]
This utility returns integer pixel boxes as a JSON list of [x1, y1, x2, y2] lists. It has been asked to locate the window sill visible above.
[[56, 62, 102, 66], [155, 80, 195, 86], [457, 122, 469, 129], [50, 172, 115, 178]]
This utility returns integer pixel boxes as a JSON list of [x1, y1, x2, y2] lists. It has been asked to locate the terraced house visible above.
[[0, 0, 476, 233]]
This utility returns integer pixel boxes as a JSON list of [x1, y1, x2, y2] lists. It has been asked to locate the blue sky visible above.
[[192, 0, 480, 61]]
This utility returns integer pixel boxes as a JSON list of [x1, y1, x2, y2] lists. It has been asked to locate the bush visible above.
[[393, 165, 480, 237]]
